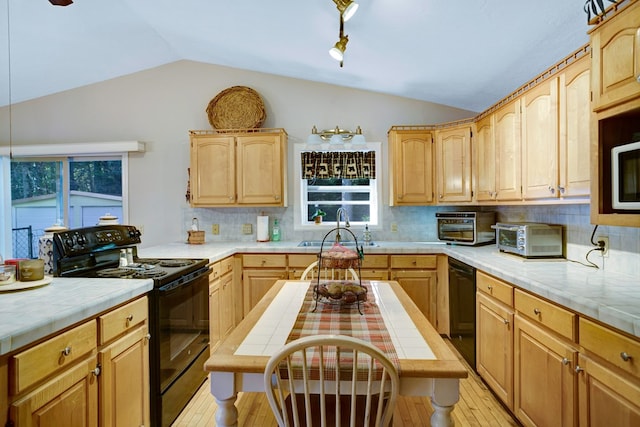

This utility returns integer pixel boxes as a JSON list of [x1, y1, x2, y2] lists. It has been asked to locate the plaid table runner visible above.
[[284, 281, 400, 380]]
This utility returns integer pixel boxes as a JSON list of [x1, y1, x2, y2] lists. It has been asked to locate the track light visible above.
[[329, 35, 348, 61], [49, 0, 73, 5], [333, 0, 359, 22]]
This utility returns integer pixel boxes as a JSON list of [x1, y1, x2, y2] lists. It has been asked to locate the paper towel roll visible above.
[[257, 215, 269, 242]]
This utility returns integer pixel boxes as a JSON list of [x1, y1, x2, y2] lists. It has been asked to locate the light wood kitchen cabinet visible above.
[[435, 125, 473, 203], [288, 254, 318, 279], [559, 53, 591, 197], [209, 256, 235, 352], [590, 0, 640, 112], [358, 254, 389, 280], [242, 254, 288, 316], [390, 255, 438, 327], [494, 99, 522, 201], [189, 128, 287, 207], [388, 127, 434, 205], [514, 290, 578, 427], [474, 114, 497, 201], [6, 296, 150, 427], [521, 77, 559, 200], [476, 271, 514, 410]]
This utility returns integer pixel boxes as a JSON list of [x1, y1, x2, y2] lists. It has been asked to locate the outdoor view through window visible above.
[[10, 158, 123, 258]]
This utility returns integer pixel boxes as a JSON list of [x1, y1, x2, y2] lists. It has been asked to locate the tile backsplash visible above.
[[186, 203, 640, 278]]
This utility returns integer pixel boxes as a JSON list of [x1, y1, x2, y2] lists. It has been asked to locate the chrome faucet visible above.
[[336, 207, 350, 242]]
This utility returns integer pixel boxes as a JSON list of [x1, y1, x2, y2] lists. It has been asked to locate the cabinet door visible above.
[[98, 325, 150, 427], [578, 353, 640, 427], [590, 0, 640, 111], [514, 314, 577, 427], [389, 130, 434, 205], [242, 269, 288, 315], [209, 281, 221, 353], [10, 357, 98, 427], [559, 54, 591, 198], [236, 134, 284, 205], [474, 115, 497, 201], [494, 99, 522, 201], [390, 269, 437, 326], [219, 272, 234, 339], [435, 126, 472, 203], [189, 135, 236, 206], [522, 78, 559, 200], [477, 292, 514, 409]]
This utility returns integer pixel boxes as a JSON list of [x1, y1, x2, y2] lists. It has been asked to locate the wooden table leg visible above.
[[430, 378, 459, 427], [210, 372, 238, 426]]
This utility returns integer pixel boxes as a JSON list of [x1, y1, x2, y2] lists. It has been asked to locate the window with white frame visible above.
[[294, 142, 381, 229]]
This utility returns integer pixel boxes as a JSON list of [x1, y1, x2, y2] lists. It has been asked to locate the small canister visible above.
[[19, 259, 45, 281], [39, 224, 68, 275]]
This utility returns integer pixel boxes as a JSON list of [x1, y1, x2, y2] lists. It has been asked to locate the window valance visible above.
[[300, 151, 376, 180]]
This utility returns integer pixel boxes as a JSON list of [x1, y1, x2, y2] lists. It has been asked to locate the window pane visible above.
[[70, 160, 122, 196]]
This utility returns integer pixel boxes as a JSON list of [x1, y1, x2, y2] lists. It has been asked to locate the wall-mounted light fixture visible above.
[[307, 125, 366, 145]]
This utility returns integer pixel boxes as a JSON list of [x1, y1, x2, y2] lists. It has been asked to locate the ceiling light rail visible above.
[[328, 1, 359, 66]]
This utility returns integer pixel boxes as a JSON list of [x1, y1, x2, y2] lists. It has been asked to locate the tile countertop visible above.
[[0, 277, 153, 356], [139, 240, 640, 339]]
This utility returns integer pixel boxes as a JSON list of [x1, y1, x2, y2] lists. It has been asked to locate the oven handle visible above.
[[157, 266, 211, 293]]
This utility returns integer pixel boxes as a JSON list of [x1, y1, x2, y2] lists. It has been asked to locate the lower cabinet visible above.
[[209, 256, 235, 352], [5, 296, 150, 427], [390, 255, 438, 327]]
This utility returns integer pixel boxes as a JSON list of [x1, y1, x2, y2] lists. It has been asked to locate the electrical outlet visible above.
[[390, 222, 398, 232], [242, 223, 253, 234], [211, 224, 219, 235], [597, 236, 609, 257]]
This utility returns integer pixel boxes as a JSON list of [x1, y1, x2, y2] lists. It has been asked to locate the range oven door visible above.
[[149, 268, 210, 427]]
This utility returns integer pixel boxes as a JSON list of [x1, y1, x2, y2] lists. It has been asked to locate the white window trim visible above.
[[0, 141, 143, 259], [293, 142, 382, 232]]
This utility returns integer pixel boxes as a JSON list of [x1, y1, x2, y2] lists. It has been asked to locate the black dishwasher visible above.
[[448, 258, 476, 369]]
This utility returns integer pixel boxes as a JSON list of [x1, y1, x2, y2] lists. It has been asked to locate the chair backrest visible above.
[[264, 334, 399, 427], [300, 260, 359, 281]]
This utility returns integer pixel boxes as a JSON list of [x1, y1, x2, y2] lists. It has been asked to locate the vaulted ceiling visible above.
[[0, 0, 593, 112]]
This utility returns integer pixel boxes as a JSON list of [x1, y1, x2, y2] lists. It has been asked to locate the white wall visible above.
[[0, 60, 475, 247]]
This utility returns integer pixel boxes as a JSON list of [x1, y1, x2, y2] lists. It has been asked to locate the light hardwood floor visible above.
[[172, 340, 520, 426]]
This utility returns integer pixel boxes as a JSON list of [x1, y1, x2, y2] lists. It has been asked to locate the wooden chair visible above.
[[300, 260, 359, 281], [264, 334, 399, 427]]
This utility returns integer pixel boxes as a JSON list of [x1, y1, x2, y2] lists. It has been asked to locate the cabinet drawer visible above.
[[361, 255, 389, 269], [98, 297, 148, 345], [390, 255, 437, 269], [580, 317, 640, 378], [243, 254, 287, 268], [10, 320, 97, 394], [209, 261, 221, 281], [288, 254, 318, 268], [477, 271, 514, 307], [220, 256, 234, 275], [514, 289, 575, 341]]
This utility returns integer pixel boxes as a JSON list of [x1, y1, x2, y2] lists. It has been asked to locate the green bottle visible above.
[[272, 219, 281, 242]]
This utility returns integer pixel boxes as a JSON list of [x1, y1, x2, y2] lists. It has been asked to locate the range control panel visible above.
[[53, 225, 142, 257]]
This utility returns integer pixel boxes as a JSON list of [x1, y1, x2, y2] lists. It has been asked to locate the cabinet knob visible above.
[[557, 186, 565, 194], [439, 194, 443, 199], [92, 365, 101, 377], [503, 318, 510, 326], [548, 186, 555, 194], [575, 365, 584, 374], [562, 357, 571, 366], [126, 314, 134, 324], [533, 308, 541, 315], [487, 285, 493, 291], [62, 346, 72, 356], [620, 352, 633, 362], [145, 333, 151, 342]]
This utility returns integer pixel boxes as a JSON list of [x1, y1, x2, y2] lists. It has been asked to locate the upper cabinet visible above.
[[388, 127, 434, 205], [590, 0, 640, 112], [521, 78, 559, 199], [474, 115, 497, 202], [435, 125, 473, 203], [590, 1, 640, 227], [494, 99, 523, 201], [189, 129, 287, 207]]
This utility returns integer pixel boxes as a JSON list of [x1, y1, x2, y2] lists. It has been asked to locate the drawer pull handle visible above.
[[575, 365, 584, 374], [126, 314, 134, 324], [533, 308, 541, 315], [562, 357, 570, 366], [62, 346, 72, 356], [487, 285, 493, 291], [620, 352, 632, 362]]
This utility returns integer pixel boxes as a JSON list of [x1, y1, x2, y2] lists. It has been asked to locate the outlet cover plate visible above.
[[242, 223, 253, 234]]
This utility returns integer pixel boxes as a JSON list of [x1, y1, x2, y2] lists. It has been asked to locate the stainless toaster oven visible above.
[[492, 222, 564, 258]]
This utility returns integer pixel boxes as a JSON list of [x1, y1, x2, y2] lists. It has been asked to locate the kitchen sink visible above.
[[297, 240, 379, 247]]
